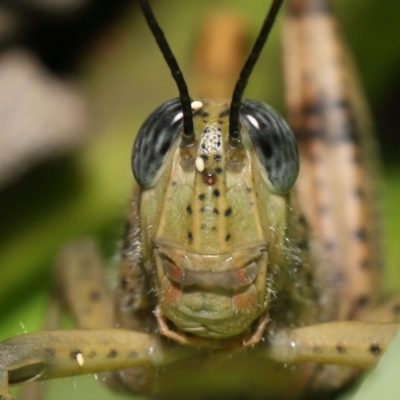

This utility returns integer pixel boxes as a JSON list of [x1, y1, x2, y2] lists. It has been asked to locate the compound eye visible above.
[[240, 100, 299, 193], [132, 98, 183, 188]]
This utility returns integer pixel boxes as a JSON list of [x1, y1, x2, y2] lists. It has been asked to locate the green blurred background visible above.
[[1, 0, 400, 399]]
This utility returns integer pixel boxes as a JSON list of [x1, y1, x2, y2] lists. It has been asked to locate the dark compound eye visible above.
[[132, 98, 183, 188], [240, 100, 299, 193]]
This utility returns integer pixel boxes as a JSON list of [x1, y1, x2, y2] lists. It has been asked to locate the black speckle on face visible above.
[[213, 188, 220, 197], [246, 187, 252, 193], [108, 349, 118, 358], [215, 167, 223, 174], [369, 343, 381, 355], [214, 154, 222, 162], [219, 109, 230, 118], [213, 208, 219, 215], [225, 233, 231, 241], [188, 232, 193, 241], [186, 204, 192, 214], [198, 194, 205, 200], [200, 154, 208, 161], [224, 207, 232, 217]]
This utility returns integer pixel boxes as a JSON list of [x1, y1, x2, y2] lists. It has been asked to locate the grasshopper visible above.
[[0, 0, 399, 399]]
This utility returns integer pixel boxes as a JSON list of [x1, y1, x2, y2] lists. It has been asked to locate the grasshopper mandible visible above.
[[0, 0, 399, 399]]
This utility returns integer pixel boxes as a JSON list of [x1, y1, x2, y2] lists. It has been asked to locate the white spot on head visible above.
[[247, 114, 259, 129], [200, 123, 223, 155], [171, 112, 183, 125], [76, 352, 85, 366], [191, 100, 203, 111], [195, 156, 205, 172]]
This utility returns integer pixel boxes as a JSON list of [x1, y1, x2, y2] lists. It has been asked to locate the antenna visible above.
[[138, 0, 195, 145], [229, 0, 283, 147]]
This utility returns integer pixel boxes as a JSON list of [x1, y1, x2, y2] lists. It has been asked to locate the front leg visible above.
[[266, 321, 398, 369], [0, 329, 194, 400]]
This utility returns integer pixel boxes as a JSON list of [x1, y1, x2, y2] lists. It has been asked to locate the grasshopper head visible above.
[[134, 0, 296, 341], [132, 98, 298, 339]]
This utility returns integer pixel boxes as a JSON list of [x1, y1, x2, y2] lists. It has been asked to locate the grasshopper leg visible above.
[[264, 321, 398, 391]]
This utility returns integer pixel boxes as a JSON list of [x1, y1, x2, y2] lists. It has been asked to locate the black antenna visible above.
[[229, 0, 283, 147], [138, 0, 195, 145]]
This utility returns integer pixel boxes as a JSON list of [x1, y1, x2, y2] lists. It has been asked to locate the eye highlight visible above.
[[132, 98, 183, 188], [240, 100, 299, 193]]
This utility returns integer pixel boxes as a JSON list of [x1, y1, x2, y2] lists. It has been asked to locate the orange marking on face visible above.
[[234, 268, 249, 285], [232, 288, 257, 311], [162, 280, 182, 304], [169, 263, 183, 280]]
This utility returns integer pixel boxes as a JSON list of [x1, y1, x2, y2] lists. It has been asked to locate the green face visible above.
[[138, 100, 293, 339]]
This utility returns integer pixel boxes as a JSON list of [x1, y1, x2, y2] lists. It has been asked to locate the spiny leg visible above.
[[265, 321, 398, 369]]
